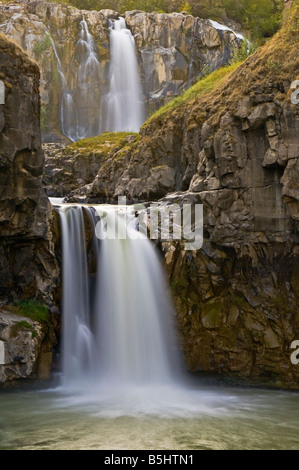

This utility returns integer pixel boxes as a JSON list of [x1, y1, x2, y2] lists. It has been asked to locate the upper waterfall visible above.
[[101, 17, 144, 133], [72, 16, 102, 141], [50, 17, 102, 142], [50, 16, 144, 141], [0, 6, 243, 143]]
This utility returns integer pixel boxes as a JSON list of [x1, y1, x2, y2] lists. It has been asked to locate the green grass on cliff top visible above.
[[66, 131, 138, 153], [65, 64, 243, 149], [144, 62, 242, 125], [144, 0, 299, 127]]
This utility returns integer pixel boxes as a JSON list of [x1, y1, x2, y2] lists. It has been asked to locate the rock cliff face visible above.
[[0, 33, 59, 384], [0, 1, 240, 140], [0, 309, 54, 384], [47, 5, 299, 388], [43, 133, 138, 198], [125, 10, 240, 114]]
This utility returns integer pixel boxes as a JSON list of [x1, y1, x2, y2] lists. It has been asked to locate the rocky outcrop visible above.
[[0, 33, 59, 306], [125, 10, 240, 114], [0, 1, 241, 140], [0, 33, 59, 384], [137, 9, 299, 388], [0, 309, 54, 384], [43, 134, 138, 199]]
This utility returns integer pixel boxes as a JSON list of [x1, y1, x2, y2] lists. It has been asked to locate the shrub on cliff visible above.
[[48, 0, 284, 42]]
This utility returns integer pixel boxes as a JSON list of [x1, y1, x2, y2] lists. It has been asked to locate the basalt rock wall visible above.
[[0, 33, 59, 384]]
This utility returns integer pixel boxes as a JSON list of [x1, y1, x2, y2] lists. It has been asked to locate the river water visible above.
[[0, 379, 298, 450], [2, 204, 297, 451]]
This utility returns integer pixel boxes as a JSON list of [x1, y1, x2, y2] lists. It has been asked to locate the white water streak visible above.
[[50, 17, 144, 141], [59, 206, 96, 386], [101, 18, 144, 133], [58, 205, 182, 393]]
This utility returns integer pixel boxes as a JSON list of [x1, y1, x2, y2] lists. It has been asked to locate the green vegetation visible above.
[[33, 0, 284, 43], [181, 0, 283, 43], [33, 34, 52, 59], [242, 0, 283, 41], [12, 300, 51, 327], [233, 295, 247, 310], [170, 279, 186, 294], [143, 0, 299, 128], [230, 38, 258, 64], [283, 0, 299, 43], [180, 2, 192, 13], [145, 61, 242, 124], [40, 104, 50, 133], [66, 131, 138, 154], [11, 321, 37, 339], [2, 0, 287, 42], [203, 299, 224, 317], [272, 293, 291, 315], [201, 63, 212, 77]]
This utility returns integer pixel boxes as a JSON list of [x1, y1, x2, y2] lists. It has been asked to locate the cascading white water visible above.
[[58, 204, 181, 390], [59, 205, 96, 386], [56, 204, 242, 417], [101, 18, 144, 133], [93, 207, 179, 385], [48, 34, 73, 139], [73, 17, 102, 141], [50, 17, 144, 141], [50, 18, 101, 142]]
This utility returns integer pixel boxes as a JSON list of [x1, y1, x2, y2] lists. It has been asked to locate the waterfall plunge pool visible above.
[[3, 203, 296, 450], [0, 379, 299, 450]]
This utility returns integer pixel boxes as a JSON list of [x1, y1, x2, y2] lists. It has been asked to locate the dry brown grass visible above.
[[0, 32, 39, 72], [142, 0, 299, 134]]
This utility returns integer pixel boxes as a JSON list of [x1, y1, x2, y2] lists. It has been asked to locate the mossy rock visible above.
[[10, 300, 51, 327], [201, 299, 226, 329], [10, 321, 37, 339], [64, 132, 137, 157]]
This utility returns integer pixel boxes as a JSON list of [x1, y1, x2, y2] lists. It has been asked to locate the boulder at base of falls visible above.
[[0, 309, 55, 384]]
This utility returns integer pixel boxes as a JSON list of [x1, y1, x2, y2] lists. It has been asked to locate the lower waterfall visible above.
[[0, 200, 298, 444], [58, 205, 182, 389], [57, 204, 238, 417], [59, 205, 96, 384]]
